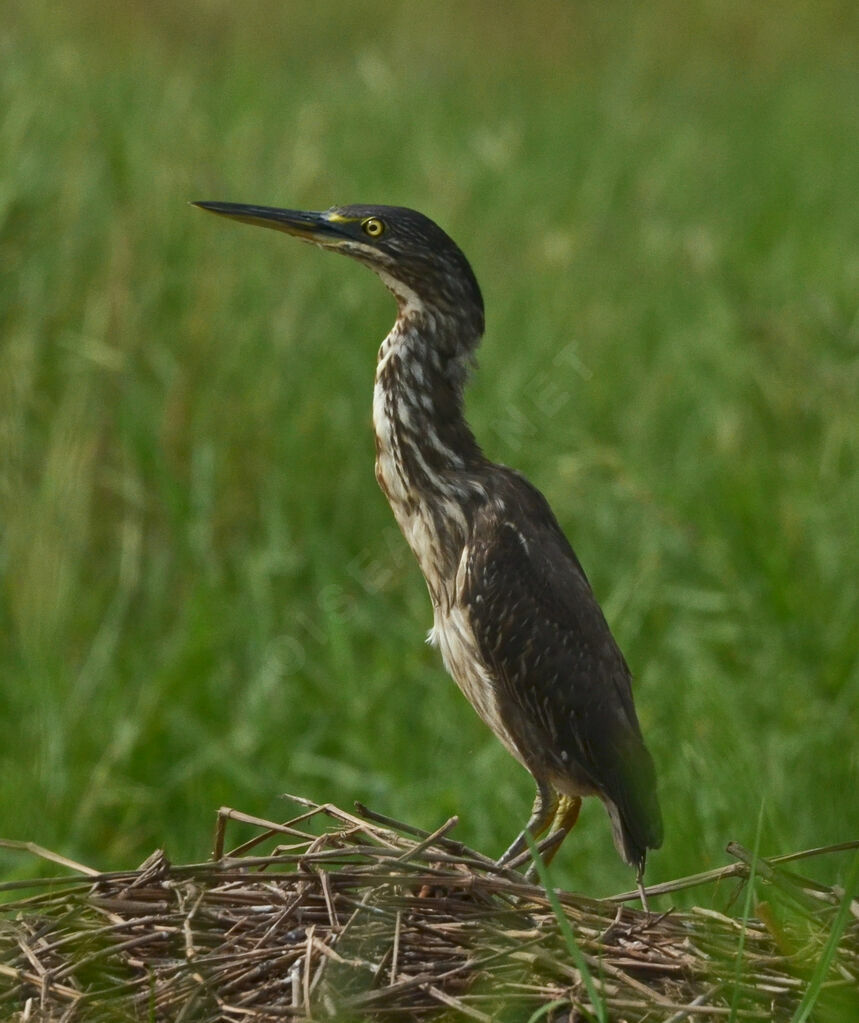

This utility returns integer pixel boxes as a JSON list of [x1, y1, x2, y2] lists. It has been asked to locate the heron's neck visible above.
[[372, 314, 485, 592]]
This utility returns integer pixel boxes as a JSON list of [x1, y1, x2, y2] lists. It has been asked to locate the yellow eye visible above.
[[362, 217, 385, 238]]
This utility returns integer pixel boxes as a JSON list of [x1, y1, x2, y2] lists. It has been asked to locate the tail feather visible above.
[[604, 741, 663, 874]]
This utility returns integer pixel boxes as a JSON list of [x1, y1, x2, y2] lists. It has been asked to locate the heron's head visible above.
[[193, 202, 484, 341]]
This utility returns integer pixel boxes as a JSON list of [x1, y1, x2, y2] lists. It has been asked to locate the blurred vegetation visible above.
[[1, 0, 857, 911]]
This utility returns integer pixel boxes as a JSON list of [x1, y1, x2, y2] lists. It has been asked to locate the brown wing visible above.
[[462, 468, 663, 869]]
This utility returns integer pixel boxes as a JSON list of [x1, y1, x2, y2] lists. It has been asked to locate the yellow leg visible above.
[[497, 781, 557, 866], [542, 795, 582, 867], [518, 794, 583, 882]]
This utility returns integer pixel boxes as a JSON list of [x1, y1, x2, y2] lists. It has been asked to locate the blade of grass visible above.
[[789, 848, 859, 1023], [525, 830, 606, 1023], [526, 998, 572, 1023], [728, 799, 765, 1023]]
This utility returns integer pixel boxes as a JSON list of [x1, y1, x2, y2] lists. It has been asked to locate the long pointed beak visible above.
[[191, 201, 348, 243]]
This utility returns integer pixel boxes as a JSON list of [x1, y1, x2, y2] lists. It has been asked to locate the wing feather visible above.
[[461, 469, 663, 867]]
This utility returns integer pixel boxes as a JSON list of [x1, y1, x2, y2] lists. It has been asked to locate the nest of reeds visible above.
[[1, 798, 857, 1022]]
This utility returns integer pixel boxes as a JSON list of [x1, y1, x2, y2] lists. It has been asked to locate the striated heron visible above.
[[194, 201, 663, 883]]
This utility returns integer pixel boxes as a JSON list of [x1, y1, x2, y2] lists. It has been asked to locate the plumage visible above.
[[195, 199, 663, 879]]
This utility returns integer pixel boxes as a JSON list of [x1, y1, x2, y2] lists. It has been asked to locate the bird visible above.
[[194, 200, 663, 884]]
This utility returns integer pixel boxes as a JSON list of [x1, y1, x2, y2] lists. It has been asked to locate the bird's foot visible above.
[[522, 829, 569, 882]]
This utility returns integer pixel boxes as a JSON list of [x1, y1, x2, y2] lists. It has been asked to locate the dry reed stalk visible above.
[[1, 801, 856, 1021]]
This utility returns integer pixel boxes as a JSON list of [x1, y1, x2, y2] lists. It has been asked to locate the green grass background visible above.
[[2, 0, 858, 908]]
